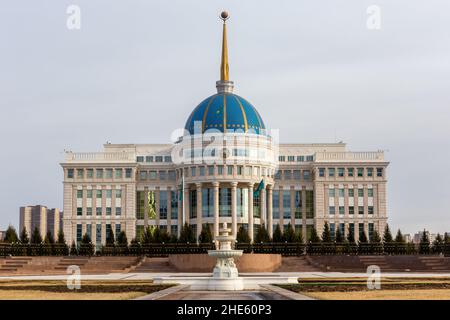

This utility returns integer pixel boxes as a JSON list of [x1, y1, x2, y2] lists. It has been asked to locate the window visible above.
[[219, 188, 231, 217], [168, 170, 176, 180], [140, 171, 147, 180], [77, 190, 83, 198], [377, 168, 383, 177], [359, 223, 365, 240], [358, 206, 364, 215], [367, 168, 373, 177], [349, 206, 354, 215], [278, 155, 285, 162], [295, 191, 302, 219], [145, 156, 153, 163], [319, 168, 325, 177], [105, 169, 112, 178], [339, 188, 345, 197], [348, 188, 354, 197], [189, 190, 197, 219], [86, 208, 92, 216], [368, 188, 373, 197], [293, 170, 301, 180], [368, 206, 374, 215], [136, 156, 144, 162], [218, 166, 224, 175], [358, 188, 364, 197], [227, 166, 233, 175], [115, 169, 122, 179], [115, 207, 121, 216], [283, 191, 290, 219], [306, 155, 314, 162], [274, 171, 281, 180], [330, 223, 335, 241], [338, 168, 344, 177], [284, 170, 291, 180], [77, 169, 84, 178], [155, 156, 163, 162], [208, 166, 214, 175], [115, 224, 121, 240], [67, 169, 74, 178], [339, 206, 345, 215], [297, 155, 305, 162], [328, 168, 335, 177], [288, 155, 295, 162], [273, 190, 279, 219], [106, 190, 112, 199], [171, 225, 178, 235], [76, 207, 82, 216], [357, 168, 364, 177], [199, 167, 205, 176], [159, 191, 168, 220], [96, 169, 103, 179], [87, 169, 93, 178], [136, 191, 145, 219], [149, 171, 157, 179], [328, 188, 335, 197], [87, 190, 93, 198], [159, 171, 167, 180], [76, 224, 82, 243], [115, 189, 122, 198], [236, 166, 242, 175], [96, 208, 102, 216], [348, 168, 354, 177], [106, 207, 112, 215], [96, 190, 102, 199], [106, 224, 112, 242], [305, 190, 314, 219], [164, 156, 171, 162], [191, 167, 196, 177], [303, 170, 311, 181], [369, 223, 374, 241], [171, 190, 178, 219], [329, 206, 335, 215], [125, 168, 132, 178]]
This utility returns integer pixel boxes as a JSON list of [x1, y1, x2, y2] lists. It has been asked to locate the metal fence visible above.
[[1, 242, 449, 257]]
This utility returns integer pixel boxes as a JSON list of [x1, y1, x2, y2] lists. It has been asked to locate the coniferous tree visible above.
[[178, 223, 196, 243], [283, 223, 296, 243], [254, 223, 271, 243], [44, 231, 55, 244], [169, 233, 178, 243], [106, 229, 115, 246], [79, 233, 94, 256], [31, 227, 42, 244], [345, 226, 356, 254], [294, 231, 303, 243], [4, 225, 19, 243], [307, 226, 321, 254], [56, 230, 68, 255], [117, 231, 128, 246], [444, 233, 450, 244], [394, 229, 406, 254], [19, 227, 29, 244], [321, 222, 332, 243], [383, 224, 393, 243], [69, 240, 78, 255], [57, 230, 66, 244], [394, 229, 405, 243], [129, 238, 141, 254], [236, 225, 250, 243], [419, 229, 430, 254], [153, 227, 162, 243], [142, 226, 154, 244], [370, 229, 382, 254], [272, 224, 283, 242], [335, 228, 344, 243], [198, 225, 213, 243], [309, 226, 321, 243], [346, 226, 355, 244], [432, 233, 444, 254]]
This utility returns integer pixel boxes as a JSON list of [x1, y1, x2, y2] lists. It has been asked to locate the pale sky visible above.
[[1, 0, 449, 235]]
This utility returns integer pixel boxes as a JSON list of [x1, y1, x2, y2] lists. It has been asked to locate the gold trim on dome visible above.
[[223, 94, 227, 133], [232, 95, 248, 132], [202, 95, 218, 133]]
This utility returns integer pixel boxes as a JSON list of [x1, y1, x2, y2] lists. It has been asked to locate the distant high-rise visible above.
[[19, 205, 61, 240]]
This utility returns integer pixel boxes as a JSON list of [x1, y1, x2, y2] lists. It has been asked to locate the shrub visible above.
[[198, 225, 213, 244], [236, 225, 250, 243]]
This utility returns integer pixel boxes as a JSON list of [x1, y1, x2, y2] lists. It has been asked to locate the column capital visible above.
[[247, 182, 254, 189], [195, 182, 202, 189], [212, 181, 220, 188], [267, 184, 273, 191], [230, 181, 238, 188]]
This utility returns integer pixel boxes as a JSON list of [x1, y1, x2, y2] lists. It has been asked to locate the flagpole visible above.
[[182, 170, 185, 226]]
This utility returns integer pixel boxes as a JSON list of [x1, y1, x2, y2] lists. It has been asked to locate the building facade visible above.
[[60, 12, 389, 247], [19, 205, 61, 239]]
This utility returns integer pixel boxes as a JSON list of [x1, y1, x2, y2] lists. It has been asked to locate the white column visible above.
[[231, 182, 238, 238], [261, 185, 266, 227], [248, 183, 254, 243], [267, 185, 273, 238], [196, 183, 202, 240], [213, 182, 220, 239]]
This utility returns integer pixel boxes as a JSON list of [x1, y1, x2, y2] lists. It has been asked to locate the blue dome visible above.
[[185, 93, 266, 135]]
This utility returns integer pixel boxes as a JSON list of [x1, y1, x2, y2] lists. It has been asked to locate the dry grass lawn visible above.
[[303, 289, 450, 300], [0, 290, 147, 300]]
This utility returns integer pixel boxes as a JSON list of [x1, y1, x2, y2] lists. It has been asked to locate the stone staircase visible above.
[[132, 257, 176, 273], [0, 257, 32, 273], [417, 256, 449, 272], [53, 257, 89, 271], [275, 256, 322, 272]]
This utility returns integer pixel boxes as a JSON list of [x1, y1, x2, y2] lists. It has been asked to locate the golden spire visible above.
[[220, 11, 229, 81]]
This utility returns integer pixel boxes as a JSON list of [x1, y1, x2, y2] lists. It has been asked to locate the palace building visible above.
[[61, 12, 389, 247]]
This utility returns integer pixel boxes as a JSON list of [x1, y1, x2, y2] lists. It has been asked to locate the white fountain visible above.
[[153, 222, 297, 291], [206, 222, 244, 290]]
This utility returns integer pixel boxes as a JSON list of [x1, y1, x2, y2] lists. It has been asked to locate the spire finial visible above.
[[220, 11, 229, 81]]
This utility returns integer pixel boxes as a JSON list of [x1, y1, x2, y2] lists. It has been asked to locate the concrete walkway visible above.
[[1, 271, 449, 281]]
